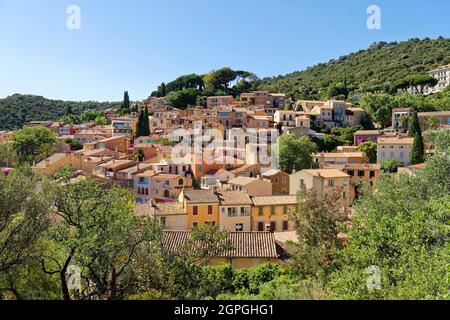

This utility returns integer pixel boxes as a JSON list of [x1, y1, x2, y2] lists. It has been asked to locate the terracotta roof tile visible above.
[[162, 231, 278, 258]]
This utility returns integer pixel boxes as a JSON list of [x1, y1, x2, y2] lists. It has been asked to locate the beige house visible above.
[[134, 202, 187, 230], [228, 176, 272, 197], [273, 110, 304, 127], [377, 135, 414, 166], [261, 169, 289, 195], [290, 169, 351, 207], [32, 153, 73, 176], [218, 191, 253, 232]]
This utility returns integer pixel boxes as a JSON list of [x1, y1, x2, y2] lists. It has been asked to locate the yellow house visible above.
[[179, 189, 220, 229], [251, 195, 297, 232], [162, 231, 280, 268]]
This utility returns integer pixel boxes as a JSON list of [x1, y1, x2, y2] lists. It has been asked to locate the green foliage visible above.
[[63, 137, 83, 151], [290, 189, 349, 280], [359, 94, 394, 128], [135, 107, 151, 138], [0, 169, 49, 275], [165, 88, 201, 109], [329, 151, 450, 299], [423, 129, 450, 152], [0, 94, 120, 130], [151, 68, 258, 109], [408, 112, 421, 136], [278, 135, 317, 173], [391, 74, 438, 94], [381, 158, 400, 173], [259, 38, 450, 99], [0, 143, 17, 167], [358, 141, 377, 163], [12, 126, 57, 163], [408, 112, 424, 164], [312, 135, 340, 152], [203, 67, 237, 91], [331, 125, 363, 146], [121, 91, 130, 112], [42, 177, 162, 300], [411, 133, 425, 164]]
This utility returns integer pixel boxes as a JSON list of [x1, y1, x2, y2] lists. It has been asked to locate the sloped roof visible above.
[[252, 195, 297, 206], [217, 191, 253, 206], [183, 190, 219, 204], [162, 231, 278, 258]]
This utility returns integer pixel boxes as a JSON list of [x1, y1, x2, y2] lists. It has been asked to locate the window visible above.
[[240, 207, 248, 216], [282, 221, 289, 231], [270, 222, 276, 232], [283, 205, 288, 215], [327, 180, 334, 187], [193, 222, 198, 228], [370, 171, 375, 178], [258, 207, 263, 216], [193, 206, 198, 215], [299, 179, 305, 188], [348, 170, 354, 176], [257, 222, 264, 231], [270, 206, 276, 216], [178, 179, 184, 186], [206, 221, 215, 226], [208, 205, 213, 215], [235, 223, 243, 232], [358, 170, 364, 177]]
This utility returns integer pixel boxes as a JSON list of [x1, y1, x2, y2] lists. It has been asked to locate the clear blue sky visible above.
[[1, 0, 449, 102]]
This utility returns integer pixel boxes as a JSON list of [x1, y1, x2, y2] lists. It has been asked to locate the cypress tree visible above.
[[408, 112, 421, 137], [135, 110, 144, 138], [409, 112, 424, 164], [411, 132, 424, 164], [122, 91, 130, 112], [160, 82, 166, 97], [142, 106, 150, 136]]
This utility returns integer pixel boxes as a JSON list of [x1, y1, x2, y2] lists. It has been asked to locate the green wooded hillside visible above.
[[0, 94, 121, 130], [259, 37, 450, 99]]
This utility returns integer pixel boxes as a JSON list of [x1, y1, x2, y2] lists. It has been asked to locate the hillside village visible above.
[[1, 63, 449, 271]]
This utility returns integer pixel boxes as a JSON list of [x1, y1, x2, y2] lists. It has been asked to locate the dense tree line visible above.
[[150, 67, 259, 109], [0, 94, 121, 130], [259, 37, 450, 100]]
